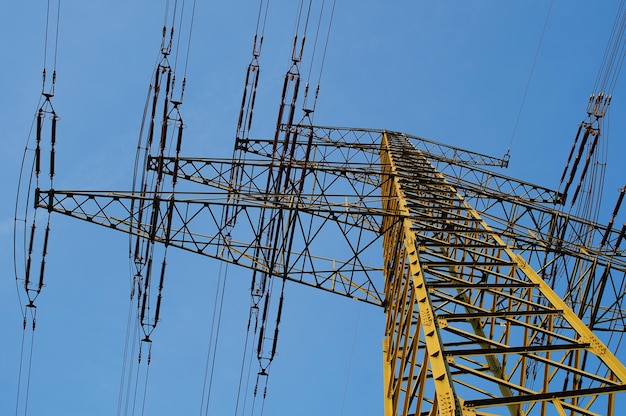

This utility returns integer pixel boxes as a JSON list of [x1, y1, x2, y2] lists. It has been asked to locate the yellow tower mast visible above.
[[12, 2, 626, 415]]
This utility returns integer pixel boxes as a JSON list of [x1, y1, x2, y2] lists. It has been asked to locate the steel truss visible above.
[[35, 125, 626, 414], [380, 131, 626, 415]]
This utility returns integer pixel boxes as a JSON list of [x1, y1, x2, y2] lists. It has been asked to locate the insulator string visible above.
[[550, 3, 626, 335], [559, 1, 626, 217], [238, 0, 335, 400], [14, 2, 62, 413], [229, 1, 269, 242], [123, 1, 198, 411]]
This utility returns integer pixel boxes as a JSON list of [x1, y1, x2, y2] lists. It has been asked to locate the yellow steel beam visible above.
[[380, 131, 626, 415], [381, 132, 460, 416]]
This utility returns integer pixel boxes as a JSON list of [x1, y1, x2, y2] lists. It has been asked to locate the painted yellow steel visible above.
[[381, 133, 459, 415], [380, 131, 626, 415], [512, 254, 626, 381]]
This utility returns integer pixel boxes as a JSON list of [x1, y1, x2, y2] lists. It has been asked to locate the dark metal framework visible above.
[[34, 124, 626, 415]]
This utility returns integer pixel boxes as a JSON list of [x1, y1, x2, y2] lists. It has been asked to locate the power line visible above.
[[508, 0, 553, 156], [199, 262, 229, 415]]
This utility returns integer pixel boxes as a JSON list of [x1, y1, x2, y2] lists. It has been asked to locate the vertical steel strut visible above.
[[380, 131, 626, 415]]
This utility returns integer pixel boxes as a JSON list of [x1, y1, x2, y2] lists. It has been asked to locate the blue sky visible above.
[[2, 1, 626, 415]]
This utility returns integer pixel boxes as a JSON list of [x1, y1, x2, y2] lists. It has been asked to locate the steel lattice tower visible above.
[[14, 2, 626, 415], [32, 123, 626, 415]]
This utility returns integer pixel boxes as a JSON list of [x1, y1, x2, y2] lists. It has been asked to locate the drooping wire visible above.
[[14, 2, 62, 414], [312, 0, 335, 105], [226, 1, 339, 412], [119, 1, 197, 414], [272, 0, 311, 142], [182, 0, 198, 84], [233, 2, 340, 412], [41, 0, 62, 94], [14, 307, 37, 416], [304, 1, 324, 88], [225, 0, 271, 253], [227, 4, 276, 409], [140, 342, 153, 416], [16, 0, 61, 307], [593, 0, 626, 98], [234, 304, 261, 416], [173, 0, 185, 72], [340, 301, 361, 415], [234, 0, 270, 146], [301, 0, 336, 117], [117, 285, 138, 416], [246, 280, 281, 416], [23, 309, 37, 416], [540, 4, 626, 366], [558, 1, 626, 221], [199, 260, 229, 415], [51, 0, 61, 91], [507, 0, 553, 158], [277, 0, 335, 126]]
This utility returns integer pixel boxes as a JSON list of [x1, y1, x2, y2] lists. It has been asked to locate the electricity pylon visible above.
[[33, 123, 626, 415]]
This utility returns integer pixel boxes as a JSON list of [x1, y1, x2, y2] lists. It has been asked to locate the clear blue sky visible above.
[[2, 1, 626, 415]]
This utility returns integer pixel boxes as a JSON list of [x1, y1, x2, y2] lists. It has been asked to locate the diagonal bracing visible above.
[[33, 125, 626, 415], [381, 131, 626, 416]]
